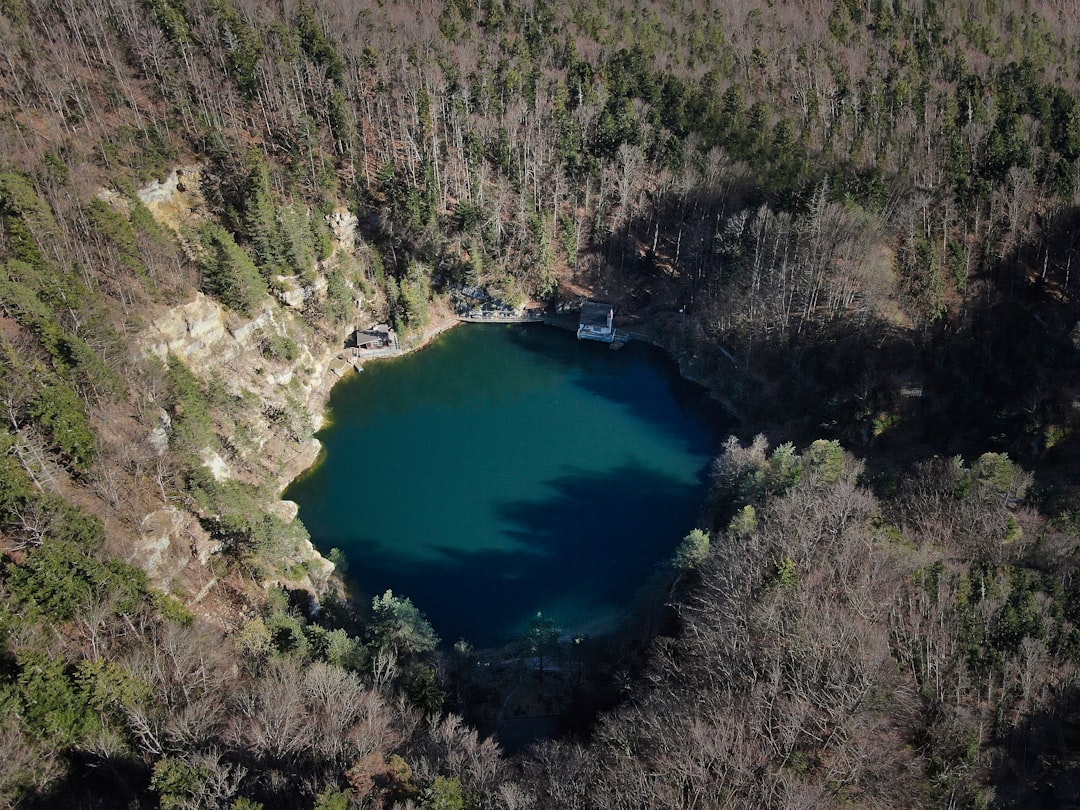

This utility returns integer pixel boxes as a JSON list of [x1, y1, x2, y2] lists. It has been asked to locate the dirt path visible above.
[[411, 313, 460, 349]]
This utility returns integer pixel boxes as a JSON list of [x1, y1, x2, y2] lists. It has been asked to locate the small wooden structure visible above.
[[577, 301, 616, 342], [347, 323, 395, 352]]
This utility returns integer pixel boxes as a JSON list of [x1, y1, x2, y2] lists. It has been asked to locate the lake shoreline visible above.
[[285, 321, 721, 645], [276, 311, 463, 495], [283, 309, 721, 750]]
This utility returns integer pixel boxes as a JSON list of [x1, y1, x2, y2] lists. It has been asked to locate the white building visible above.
[[577, 301, 615, 342]]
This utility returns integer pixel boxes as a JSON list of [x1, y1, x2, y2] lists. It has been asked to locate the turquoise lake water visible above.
[[284, 323, 724, 648]]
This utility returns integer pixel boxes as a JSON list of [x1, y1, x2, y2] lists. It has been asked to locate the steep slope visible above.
[[3, 0, 1080, 807]]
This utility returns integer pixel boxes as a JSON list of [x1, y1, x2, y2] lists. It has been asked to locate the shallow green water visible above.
[[285, 323, 724, 647]]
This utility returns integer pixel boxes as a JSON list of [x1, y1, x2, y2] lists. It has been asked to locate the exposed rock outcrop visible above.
[[137, 507, 218, 581], [327, 206, 358, 253], [130, 173, 356, 607]]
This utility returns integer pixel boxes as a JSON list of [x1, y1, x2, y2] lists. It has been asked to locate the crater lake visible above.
[[285, 323, 726, 648]]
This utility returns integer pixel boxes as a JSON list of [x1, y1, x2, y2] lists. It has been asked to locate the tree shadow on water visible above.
[[506, 324, 730, 454], [369, 461, 707, 648]]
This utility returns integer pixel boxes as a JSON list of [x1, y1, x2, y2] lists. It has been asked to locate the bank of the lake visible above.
[[285, 322, 727, 648]]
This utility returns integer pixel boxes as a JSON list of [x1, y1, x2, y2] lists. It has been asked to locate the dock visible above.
[[457, 309, 545, 324], [328, 355, 366, 376], [542, 310, 637, 350]]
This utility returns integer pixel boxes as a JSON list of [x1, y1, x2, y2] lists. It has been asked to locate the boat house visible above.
[[577, 301, 615, 342], [347, 323, 395, 352]]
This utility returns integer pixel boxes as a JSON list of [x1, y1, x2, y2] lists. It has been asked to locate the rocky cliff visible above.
[[122, 169, 365, 619]]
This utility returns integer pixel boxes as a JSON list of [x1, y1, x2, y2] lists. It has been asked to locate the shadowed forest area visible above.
[[4, 0, 1080, 806]]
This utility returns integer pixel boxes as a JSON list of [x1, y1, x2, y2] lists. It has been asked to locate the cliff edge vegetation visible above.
[[4, 0, 1080, 807]]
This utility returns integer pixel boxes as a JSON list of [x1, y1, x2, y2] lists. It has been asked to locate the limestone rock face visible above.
[[129, 170, 357, 604], [134, 166, 205, 233], [145, 292, 229, 368], [138, 507, 219, 581], [199, 447, 231, 482], [137, 283, 346, 600], [147, 409, 171, 456], [272, 499, 300, 522], [274, 274, 327, 309], [327, 207, 358, 252], [136, 167, 196, 205], [278, 279, 308, 309]]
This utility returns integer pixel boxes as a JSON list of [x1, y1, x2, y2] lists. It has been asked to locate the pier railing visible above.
[[457, 310, 545, 323]]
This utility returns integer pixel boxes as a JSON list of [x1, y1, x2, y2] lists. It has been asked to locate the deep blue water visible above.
[[284, 323, 724, 647]]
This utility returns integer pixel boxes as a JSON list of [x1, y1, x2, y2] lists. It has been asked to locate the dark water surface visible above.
[[285, 324, 725, 647]]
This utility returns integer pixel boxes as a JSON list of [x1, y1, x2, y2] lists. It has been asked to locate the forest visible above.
[[3, 0, 1080, 806]]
